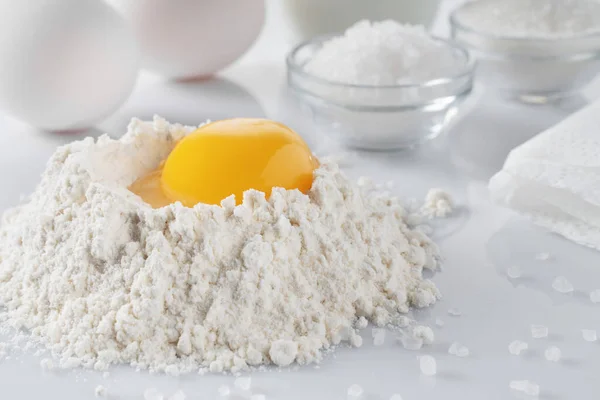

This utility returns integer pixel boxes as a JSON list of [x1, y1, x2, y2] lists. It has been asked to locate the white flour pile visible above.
[[453, 0, 600, 38], [303, 20, 461, 86], [0, 117, 442, 374]]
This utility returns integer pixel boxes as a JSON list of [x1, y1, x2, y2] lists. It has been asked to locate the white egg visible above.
[[0, 0, 139, 131], [107, 0, 265, 79]]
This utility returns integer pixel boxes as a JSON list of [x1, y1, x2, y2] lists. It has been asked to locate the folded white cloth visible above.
[[489, 99, 600, 250]]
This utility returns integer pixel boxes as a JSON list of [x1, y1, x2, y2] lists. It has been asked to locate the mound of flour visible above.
[[0, 117, 441, 374]]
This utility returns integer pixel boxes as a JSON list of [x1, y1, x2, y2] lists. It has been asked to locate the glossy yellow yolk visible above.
[[128, 118, 319, 208]]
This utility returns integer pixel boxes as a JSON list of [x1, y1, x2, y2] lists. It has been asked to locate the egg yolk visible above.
[[128, 118, 319, 208]]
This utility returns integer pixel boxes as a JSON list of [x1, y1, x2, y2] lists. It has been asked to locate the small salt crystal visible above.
[[448, 308, 462, 317], [506, 265, 522, 279], [144, 388, 164, 400], [234, 376, 252, 391], [389, 395, 403, 400], [531, 324, 549, 339], [40, 358, 54, 371], [435, 318, 444, 327], [413, 326, 434, 345], [590, 289, 600, 303], [535, 252, 550, 261], [582, 329, 598, 342], [102, 371, 110, 379], [168, 390, 186, 400], [347, 384, 364, 398], [544, 346, 561, 362], [552, 276, 574, 294], [250, 395, 266, 400], [95, 385, 107, 398], [372, 328, 386, 346], [448, 342, 469, 357], [218, 385, 230, 397], [419, 355, 437, 376], [510, 380, 540, 397], [508, 340, 528, 355], [400, 334, 423, 351]]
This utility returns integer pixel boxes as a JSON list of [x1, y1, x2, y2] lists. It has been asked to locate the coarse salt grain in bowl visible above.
[[287, 20, 474, 151], [450, 0, 600, 103]]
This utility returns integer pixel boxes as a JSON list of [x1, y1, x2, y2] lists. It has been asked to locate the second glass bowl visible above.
[[450, 3, 600, 104], [286, 35, 475, 151]]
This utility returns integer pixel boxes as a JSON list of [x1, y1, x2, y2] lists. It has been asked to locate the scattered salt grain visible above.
[[347, 384, 364, 398], [372, 328, 386, 346], [510, 380, 540, 397], [435, 318, 444, 327], [582, 329, 598, 342], [40, 358, 54, 371], [168, 390, 186, 400], [448, 342, 470, 358], [508, 340, 528, 355], [144, 388, 164, 400], [390, 395, 403, 400], [531, 324, 549, 339], [399, 335, 424, 351], [234, 377, 252, 391], [419, 355, 437, 376], [102, 371, 110, 379], [413, 326, 435, 345], [95, 385, 107, 398], [552, 276, 574, 294], [250, 395, 266, 400], [506, 265, 522, 279], [218, 385, 231, 397], [544, 346, 561, 362], [304, 20, 462, 86], [590, 289, 600, 303], [448, 308, 462, 317], [535, 252, 550, 261]]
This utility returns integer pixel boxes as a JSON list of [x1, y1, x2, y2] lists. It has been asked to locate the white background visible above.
[[0, 1, 599, 399]]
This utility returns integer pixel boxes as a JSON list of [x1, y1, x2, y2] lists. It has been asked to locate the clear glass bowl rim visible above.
[[286, 34, 476, 91]]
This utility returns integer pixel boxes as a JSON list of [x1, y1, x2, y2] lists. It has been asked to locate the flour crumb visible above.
[[531, 324, 549, 339], [234, 377, 252, 391], [95, 385, 107, 398], [270, 340, 299, 367], [448, 342, 470, 358], [412, 326, 435, 345], [355, 317, 369, 329], [508, 340, 528, 355], [40, 358, 54, 371], [582, 329, 597, 342], [144, 388, 164, 400], [347, 384, 364, 398], [419, 355, 437, 376], [544, 346, 561, 362], [372, 328, 386, 346], [590, 289, 600, 303], [168, 390, 186, 400], [506, 265, 522, 279], [552, 276, 574, 293], [421, 189, 454, 219]]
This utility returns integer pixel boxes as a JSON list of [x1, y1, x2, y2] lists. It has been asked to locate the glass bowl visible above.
[[450, 3, 600, 104], [286, 35, 475, 151]]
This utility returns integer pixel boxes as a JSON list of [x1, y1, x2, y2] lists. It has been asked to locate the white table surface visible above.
[[1, 2, 600, 399]]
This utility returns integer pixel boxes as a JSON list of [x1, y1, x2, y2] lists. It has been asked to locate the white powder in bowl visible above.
[[0, 116, 442, 374], [304, 20, 461, 86], [453, 0, 600, 39]]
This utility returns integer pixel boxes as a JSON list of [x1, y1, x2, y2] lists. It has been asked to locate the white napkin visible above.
[[489, 99, 600, 250]]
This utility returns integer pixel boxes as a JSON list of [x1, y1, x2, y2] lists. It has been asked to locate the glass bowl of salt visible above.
[[286, 20, 475, 151], [450, 0, 600, 104]]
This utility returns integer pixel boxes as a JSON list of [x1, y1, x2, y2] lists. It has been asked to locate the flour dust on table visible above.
[[0, 117, 445, 374]]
